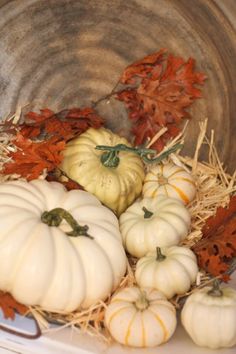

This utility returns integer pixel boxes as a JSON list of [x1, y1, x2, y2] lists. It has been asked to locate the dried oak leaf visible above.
[[3, 133, 65, 180], [2, 107, 104, 181], [21, 107, 104, 141], [46, 169, 84, 191], [0, 291, 28, 320], [192, 195, 236, 280], [117, 50, 206, 151]]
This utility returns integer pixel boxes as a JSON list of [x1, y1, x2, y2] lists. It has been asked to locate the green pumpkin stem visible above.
[[207, 279, 223, 297], [142, 206, 154, 219], [96, 142, 183, 167], [100, 150, 120, 168], [41, 208, 93, 239], [156, 247, 166, 261], [135, 290, 149, 311]]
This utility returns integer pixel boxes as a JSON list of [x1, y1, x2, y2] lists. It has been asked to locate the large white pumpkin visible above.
[[0, 179, 127, 312]]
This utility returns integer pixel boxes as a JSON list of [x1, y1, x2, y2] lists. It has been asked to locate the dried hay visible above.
[[0, 116, 236, 340]]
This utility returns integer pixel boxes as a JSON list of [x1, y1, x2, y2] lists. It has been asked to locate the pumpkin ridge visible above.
[[167, 168, 186, 178], [170, 177, 195, 186], [107, 305, 134, 328], [11, 223, 49, 300], [140, 313, 146, 347], [0, 182, 45, 208], [164, 184, 169, 197], [166, 258, 191, 294], [125, 309, 138, 345], [0, 217, 41, 292], [148, 308, 169, 342], [39, 226, 85, 311], [0, 192, 43, 214]]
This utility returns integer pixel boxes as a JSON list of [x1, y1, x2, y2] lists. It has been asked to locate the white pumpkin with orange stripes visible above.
[[143, 162, 196, 205], [105, 286, 177, 347]]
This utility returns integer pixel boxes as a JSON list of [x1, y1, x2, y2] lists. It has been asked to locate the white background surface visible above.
[[0, 272, 236, 354]]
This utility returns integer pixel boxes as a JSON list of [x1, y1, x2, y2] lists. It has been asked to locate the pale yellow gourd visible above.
[[143, 162, 196, 205], [135, 246, 199, 298], [60, 127, 145, 215], [105, 286, 177, 347], [0, 179, 127, 312], [119, 195, 191, 258], [181, 281, 236, 349]]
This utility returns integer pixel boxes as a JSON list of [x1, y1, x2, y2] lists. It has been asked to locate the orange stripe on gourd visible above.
[[169, 184, 190, 204]]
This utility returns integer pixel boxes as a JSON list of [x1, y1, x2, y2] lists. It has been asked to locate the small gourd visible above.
[[119, 195, 191, 258], [181, 280, 236, 349], [0, 179, 127, 312], [135, 246, 199, 299], [105, 286, 177, 347], [60, 127, 145, 215], [143, 162, 196, 205]]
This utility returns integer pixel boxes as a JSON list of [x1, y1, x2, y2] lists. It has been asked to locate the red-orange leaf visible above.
[[2, 107, 104, 180], [117, 50, 206, 150], [0, 291, 28, 320], [3, 133, 65, 180], [192, 196, 236, 279], [21, 107, 104, 141]]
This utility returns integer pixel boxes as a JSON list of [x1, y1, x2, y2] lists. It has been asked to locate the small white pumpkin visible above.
[[143, 162, 196, 205], [0, 179, 127, 312], [181, 281, 236, 349], [119, 195, 191, 258], [60, 127, 145, 215], [135, 246, 199, 299], [105, 286, 177, 347]]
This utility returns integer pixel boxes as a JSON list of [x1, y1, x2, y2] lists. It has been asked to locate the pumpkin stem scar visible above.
[[207, 279, 223, 297], [156, 247, 166, 261], [95, 143, 183, 165], [142, 206, 154, 219], [41, 208, 93, 239]]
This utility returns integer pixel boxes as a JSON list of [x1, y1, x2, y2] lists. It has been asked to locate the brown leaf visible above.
[[117, 50, 206, 150], [46, 169, 84, 191], [192, 196, 236, 279], [0, 291, 28, 320]]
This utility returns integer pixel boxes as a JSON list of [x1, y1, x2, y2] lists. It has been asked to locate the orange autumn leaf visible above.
[[0, 291, 28, 320], [117, 49, 206, 151], [21, 107, 104, 141], [192, 195, 236, 280], [4, 133, 65, 180], [2, 107, 104, 181]]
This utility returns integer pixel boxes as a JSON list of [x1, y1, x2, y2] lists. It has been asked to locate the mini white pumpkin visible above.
[[105, 286, 177, 347], [143, 162, 196, 205], [0, 179, 127, 312], [60, 127, 145, 215], [119, 195, 191, 258], [135, 246, 198, 299], [181, 280, 236, 349]]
